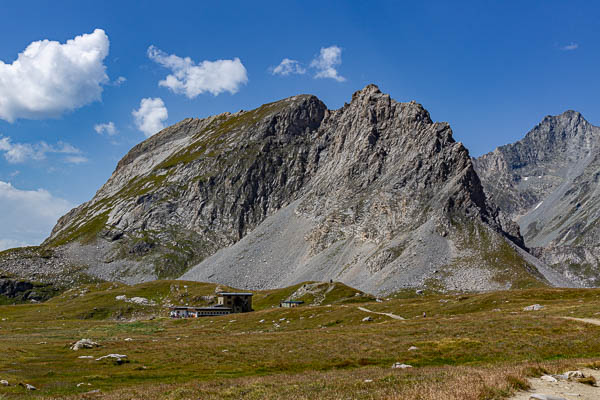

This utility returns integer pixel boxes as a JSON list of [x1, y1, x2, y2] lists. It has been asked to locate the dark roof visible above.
[[282, 300, 304, 304], [217, 292, 253, 296]]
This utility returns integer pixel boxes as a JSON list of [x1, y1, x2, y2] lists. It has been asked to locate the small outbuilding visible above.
[[217, 292, 253, 313], [280, 300, 304, 308]]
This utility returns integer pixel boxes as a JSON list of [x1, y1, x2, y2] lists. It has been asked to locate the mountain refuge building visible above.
[[169, 292, 253, 318]]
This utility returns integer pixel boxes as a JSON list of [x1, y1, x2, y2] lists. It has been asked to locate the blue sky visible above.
[[0, 0, 598, 249]]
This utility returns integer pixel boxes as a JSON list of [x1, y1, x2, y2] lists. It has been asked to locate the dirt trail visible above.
[[357, 306, 405, 320], [561, 317, 600, 326], [510, 368, 600, 400]]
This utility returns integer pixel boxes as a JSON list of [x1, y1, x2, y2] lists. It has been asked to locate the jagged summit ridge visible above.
[[1, 85, 560, 293]]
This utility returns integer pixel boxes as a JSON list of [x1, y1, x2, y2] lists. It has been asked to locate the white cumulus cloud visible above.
[[0, 29, 110, 122], [0, 181, 74, 250], [310, 45, 345, 82], [94, 121, 117, 136], [147, 46, 248, 98], [0, 136, 84, 164], [271, 58, 306, 76], [132, 97, 168, 137]]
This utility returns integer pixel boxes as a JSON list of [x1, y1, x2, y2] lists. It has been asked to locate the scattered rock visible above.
[[524, 304, 545, 311], [115, 295, 156, 306], [565, 370, 585, 379], [540, 375, 558, 382], [71, 339, 100, 351], [95, 354, 128, 365], [19, 383, 37, 390], [129, 296, 156, 306], [392, 363, 412, 369], [528, 394, 567, 400], [362, 316, 373, 322]]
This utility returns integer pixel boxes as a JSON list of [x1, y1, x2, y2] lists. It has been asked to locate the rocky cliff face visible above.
[[474, 111, 600, 286], [0, 85, 567, 294]]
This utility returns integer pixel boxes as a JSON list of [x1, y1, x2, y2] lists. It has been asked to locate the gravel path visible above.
[[561, 317, 600, 326], [509, 368, 600, 400], [357, 306, 405, 320]]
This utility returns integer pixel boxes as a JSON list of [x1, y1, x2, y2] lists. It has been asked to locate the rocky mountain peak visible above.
[[2, 85, 557, 294], [475, 110, 600, 287]]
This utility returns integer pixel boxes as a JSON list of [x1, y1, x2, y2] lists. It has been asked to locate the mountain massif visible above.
[[475, 111, 600, 287], [0, 85, 578, 294]]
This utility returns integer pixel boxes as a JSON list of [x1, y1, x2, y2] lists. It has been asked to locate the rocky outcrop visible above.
[[0, 274, 58, 302], [474, 111, 600, 286], [0, 85, 565, 294]]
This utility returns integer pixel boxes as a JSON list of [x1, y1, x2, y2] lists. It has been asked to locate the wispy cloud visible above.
[[147, 46, 248, 98], [0, 29, 109, 122], [94, 121, 117, 136], [561, 42, 579, 51], [111, 76, 127, 86], [270, 58, 306, 76], [64, 155, 89, 164], [132, 97, 168, 137], [0, 136, 84, 164], [0, 181, 74, 250], [310, 46, 345, 82]]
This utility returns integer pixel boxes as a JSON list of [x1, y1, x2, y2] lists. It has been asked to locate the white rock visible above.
[[364, 379, 373, 383], [129, 297, 156, 306], [564, 370, 585, 379], [392, 363, 412, 369], [540, 375, 558, 382], [78, 356, 94, 359], [71, 339, 99, 351], [408, 346, 418, 351], [259, 319, 265, 323], [124, 337, 133, 341], [362, 316, 373, 322], [529, 394, 567, 400], [0, 379, 8, 386], [24, 383, 37, 390], [115, 295, 127, 301], [95, 354, 127, 361], [524, 304, 545, 311]]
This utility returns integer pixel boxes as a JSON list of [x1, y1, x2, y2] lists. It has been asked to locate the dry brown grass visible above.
[[50, 361, 586, 400], [0, 284, 599, 399]]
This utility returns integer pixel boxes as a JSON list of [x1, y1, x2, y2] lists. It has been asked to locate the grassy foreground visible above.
[[0, 280, 599, 399]]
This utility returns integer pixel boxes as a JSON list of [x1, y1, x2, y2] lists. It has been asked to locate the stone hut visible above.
[[217, 292, 253, 313]]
